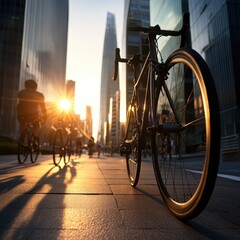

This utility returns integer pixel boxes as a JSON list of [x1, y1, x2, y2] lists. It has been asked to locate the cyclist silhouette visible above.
[[17, 79, 47, 136]]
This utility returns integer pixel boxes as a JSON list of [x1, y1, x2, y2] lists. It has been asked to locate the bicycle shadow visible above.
[[0, 159, 78, 239], [0, 161, 42, 175], [0, 175, 25, 194]]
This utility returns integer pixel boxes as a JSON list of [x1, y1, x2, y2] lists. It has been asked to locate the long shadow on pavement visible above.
[[0, 159, 78, 239]]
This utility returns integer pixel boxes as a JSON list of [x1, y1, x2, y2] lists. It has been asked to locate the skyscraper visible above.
[[0, 0, 26, 138], [122, 0, 150, 119], [99, 12, 119, 145], [86, 105, 93, 139], [66, 80, 75, 112], [0, 0, 68, 138]]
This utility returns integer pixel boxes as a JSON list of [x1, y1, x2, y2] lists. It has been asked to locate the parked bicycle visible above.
[[52, 123, 73, 166], [17, 122, 40, 164], [113, 13, 220, 220]]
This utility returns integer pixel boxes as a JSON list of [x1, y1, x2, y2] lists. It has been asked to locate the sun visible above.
[[59, 99, 71, 112]]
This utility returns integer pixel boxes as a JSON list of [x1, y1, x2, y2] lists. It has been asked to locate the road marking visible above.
[[188, 170, 240, 182], [217, 173, 240, 182]]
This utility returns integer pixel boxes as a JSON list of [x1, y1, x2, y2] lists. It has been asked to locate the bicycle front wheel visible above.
[[125, 104, 142, 187], [151, 48, 220, 220], [18, 130, 30, 164], [53, 129, 64, 166]]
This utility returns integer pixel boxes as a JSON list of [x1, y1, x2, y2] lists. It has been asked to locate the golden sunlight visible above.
[[59, 99, 71, 112]]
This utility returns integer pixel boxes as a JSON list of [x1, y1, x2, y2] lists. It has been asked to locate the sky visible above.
[[66, 0, 125, 138]]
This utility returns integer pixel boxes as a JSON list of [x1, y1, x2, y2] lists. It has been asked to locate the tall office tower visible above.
[[0, 0, 68, 138], [66, 80, 75, 112], [0, 1, 25, 138], [86, 105, 93, 139], [122, 0, 150, 119], [99, 12, 119, 145], [151, 0, 240, 158], [108, 90, 121, 147]]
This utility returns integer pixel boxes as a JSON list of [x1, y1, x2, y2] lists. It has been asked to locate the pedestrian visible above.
[[96, 142, 101, 158], [88, 136, 95, 158], [75, 136, 82, 157]]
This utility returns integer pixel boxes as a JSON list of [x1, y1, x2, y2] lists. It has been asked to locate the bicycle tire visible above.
[[64, 134, 72, 164], [17, 130, 30, 164], [125, 104, 142, 187], [151, 48, 220, 220], [30, 136, 40, 163], [53, 129, 64, 166]]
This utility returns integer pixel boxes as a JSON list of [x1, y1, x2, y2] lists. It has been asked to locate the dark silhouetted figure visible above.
[[17, 79, 47, 136], [88, 136, 95, 158]]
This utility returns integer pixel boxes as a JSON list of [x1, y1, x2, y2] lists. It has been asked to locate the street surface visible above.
[[0, 153, 239, 239]]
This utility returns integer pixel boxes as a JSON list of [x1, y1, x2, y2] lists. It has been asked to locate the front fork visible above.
[[120, 105, 143, 156]]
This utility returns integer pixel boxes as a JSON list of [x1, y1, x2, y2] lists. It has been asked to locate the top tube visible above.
[[128, 25, 183, 37]]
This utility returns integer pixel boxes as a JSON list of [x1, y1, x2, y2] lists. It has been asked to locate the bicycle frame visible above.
[[115, 16, 189, 146], [114, 14, 189, 144], [125, 34, 181, 148], [125, 52, 153, 146]]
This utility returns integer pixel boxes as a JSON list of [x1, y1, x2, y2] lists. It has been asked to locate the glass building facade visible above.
[[150, 0, 240, 157], [122, 0, 150, 116], [0, 0, 25, 138], [0, 0, 68, 138], [150, 0, 189, 58], [189, 0, 240, 157]]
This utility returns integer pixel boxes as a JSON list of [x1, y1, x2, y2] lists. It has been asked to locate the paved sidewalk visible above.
[[0, 154, 239, 239]]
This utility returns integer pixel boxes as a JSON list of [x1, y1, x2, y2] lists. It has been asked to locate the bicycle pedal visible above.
[[120, 142, 132, 156], [147, 125, 157, 132]]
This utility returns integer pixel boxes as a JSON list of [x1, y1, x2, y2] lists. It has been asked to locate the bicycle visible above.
[[18, 122, 40, 164], [52, 123, 73, 166], [113, 13, 220, 220]]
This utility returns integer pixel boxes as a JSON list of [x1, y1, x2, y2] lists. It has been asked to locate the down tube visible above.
[[149, 62, 156, 124]]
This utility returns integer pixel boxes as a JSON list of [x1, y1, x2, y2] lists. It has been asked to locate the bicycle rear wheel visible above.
[[30, 136, 40, 163], [64, 134, 72, 164], [124, 104, 142, 187], [18, 130, 30, 164], [53, 129, 64, 166], [151, 48, 220, 220]]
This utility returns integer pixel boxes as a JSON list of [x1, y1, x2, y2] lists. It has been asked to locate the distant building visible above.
[[108, 90, 121, 147], [0, 0, 68, 138], [99, 12, 119, 145], [86, 105, 92, 139], [66, 80, 76, 112]]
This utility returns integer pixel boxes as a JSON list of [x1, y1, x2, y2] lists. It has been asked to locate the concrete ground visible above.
[[0, 153, 239, 239]]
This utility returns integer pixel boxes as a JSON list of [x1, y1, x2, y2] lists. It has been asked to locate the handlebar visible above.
[[113, 48, 120, 80], [113, 13, 189, 80], [129, 25, 181, 36], [112, 48, 145, 80], [113, 48, 120, 81], [128, 12, 189, 37], [113, 48, 128, 80]]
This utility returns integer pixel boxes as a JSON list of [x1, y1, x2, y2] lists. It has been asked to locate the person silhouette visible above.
[[17, 79, 47, 136]]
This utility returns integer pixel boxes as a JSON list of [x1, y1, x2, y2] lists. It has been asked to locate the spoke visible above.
[[183, 116, 205, 128]]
